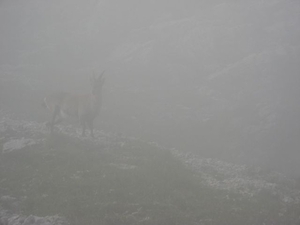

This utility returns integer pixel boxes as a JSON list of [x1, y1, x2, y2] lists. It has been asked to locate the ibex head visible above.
[[90, 71, 105, 97]]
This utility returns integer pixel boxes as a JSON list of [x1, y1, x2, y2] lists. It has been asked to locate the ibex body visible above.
[[43, 72, 105, 137]]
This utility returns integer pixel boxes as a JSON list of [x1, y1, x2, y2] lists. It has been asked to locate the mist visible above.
[[1, 0, 300, 178]]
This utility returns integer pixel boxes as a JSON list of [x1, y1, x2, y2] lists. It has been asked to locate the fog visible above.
[[1, 0, 300, 177]]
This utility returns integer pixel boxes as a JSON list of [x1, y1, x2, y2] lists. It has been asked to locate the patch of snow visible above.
[[109, 163, 137, 170], [0, 212, 69, 225], [172, 150, 300, 203], [0, 195, 69, 225], [3, 138, 39, 153]]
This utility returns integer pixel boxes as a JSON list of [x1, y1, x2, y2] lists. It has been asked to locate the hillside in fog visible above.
[[1, 115, 300, 225], [1, 1, 300, 224], [1, 0, 300, 176], [107, 0, 300, 174]]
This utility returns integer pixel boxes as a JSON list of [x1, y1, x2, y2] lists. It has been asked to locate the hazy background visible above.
[[1, 0, 300, 176]]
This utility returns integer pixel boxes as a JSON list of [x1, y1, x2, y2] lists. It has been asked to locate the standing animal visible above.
[[43, 71, 105, 137]]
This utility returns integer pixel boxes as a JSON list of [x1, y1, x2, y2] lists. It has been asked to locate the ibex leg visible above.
[[81, 120, 86, 137], [88, 120, 94, 138], [50, 105, 60, 133]]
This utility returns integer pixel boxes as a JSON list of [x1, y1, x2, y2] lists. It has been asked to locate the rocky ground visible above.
[[1, 111, 300, 224]]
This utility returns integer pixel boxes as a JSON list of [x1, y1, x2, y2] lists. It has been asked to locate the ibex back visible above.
[[43, 71, 105, 137]]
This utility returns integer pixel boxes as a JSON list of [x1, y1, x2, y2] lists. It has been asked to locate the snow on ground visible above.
[[0, 196, 69, 225], [0, 115, 110, 147], [2, 138, 41, 153], [0, 210, 68, 225], [173, 150, 300, 203], [1, 113, 300, 222]]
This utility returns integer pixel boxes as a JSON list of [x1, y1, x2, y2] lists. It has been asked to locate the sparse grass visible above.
[[1, 133, 300, 225]]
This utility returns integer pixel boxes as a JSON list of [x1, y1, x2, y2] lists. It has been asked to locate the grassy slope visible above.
[[0, 132, 300, 225]]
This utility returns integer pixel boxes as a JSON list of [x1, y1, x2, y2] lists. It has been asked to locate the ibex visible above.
[[43, 71, 105, 138]]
